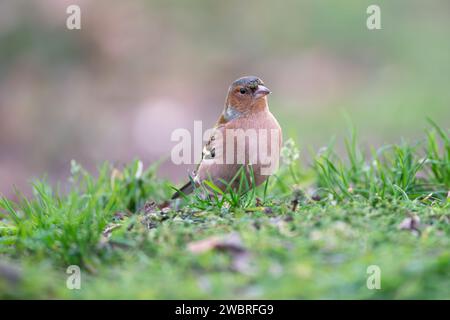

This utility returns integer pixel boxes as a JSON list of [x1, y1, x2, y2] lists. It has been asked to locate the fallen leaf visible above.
[[188, 233, 244, 254], [99, 223, 123, 247], [187, 233, 253, 274], [158, 201, 171, 209], [102, 223, 122, 238], [0, 262, 21, 285], [398, 214, 421, 235]]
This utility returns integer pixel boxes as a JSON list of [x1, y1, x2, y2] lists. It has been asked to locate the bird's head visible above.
[[225, 76, 271, 112]]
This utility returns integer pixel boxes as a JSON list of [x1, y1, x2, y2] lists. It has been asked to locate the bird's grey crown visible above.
[[232, 76, 263, 89]]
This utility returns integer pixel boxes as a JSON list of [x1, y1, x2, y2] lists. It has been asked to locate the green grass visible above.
[[313, 120, 449, 203], [0, 123, 449, 299]]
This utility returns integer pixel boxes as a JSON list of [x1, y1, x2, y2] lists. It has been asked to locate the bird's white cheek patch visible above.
[[223, 105, 242, 121]]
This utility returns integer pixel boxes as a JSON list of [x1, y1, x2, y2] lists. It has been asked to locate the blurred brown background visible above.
[[1, 0, 449, 196]]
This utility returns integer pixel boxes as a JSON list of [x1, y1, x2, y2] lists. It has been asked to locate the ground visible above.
[[0, 124, 449, 299]]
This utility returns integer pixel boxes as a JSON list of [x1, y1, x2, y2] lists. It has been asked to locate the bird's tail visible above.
[[171, 181, 195, 200]]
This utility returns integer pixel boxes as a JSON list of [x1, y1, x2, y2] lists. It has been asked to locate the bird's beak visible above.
[[253, 85, 271, 99]]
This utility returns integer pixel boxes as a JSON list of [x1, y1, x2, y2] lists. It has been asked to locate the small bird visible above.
[[172, 76, 282, 199]]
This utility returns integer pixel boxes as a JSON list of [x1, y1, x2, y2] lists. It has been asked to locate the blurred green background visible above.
[[0, 0, 449, 196]]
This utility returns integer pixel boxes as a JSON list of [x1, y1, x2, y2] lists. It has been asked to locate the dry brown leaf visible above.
[[398, 214, 421, 235], [0, 262, 21, 285], [187, 233, 253, 274], [102, 223, 122, 238], [187, 233, 245, 254]]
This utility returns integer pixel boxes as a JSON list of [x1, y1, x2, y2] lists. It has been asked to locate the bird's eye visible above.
[[239, 88, 247, 94]]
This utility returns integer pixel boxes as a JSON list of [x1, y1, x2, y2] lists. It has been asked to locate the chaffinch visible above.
[[172, 76, 282, 199]]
